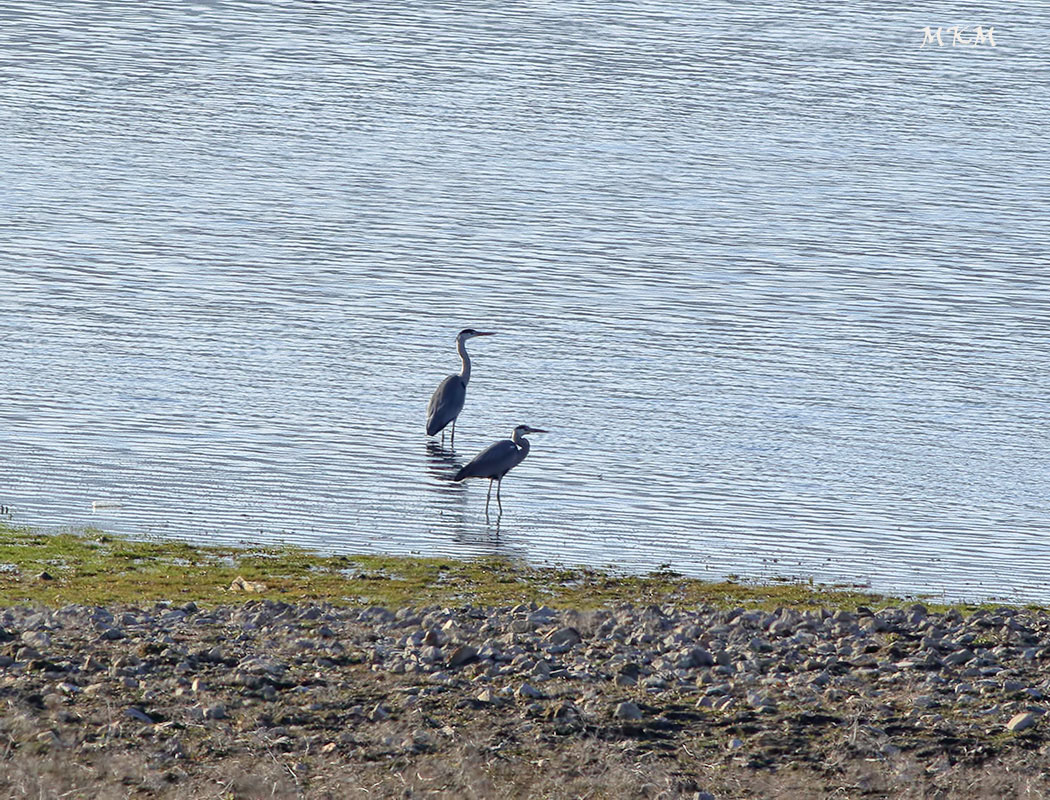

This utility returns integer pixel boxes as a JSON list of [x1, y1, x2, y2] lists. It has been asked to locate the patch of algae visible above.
[[0, 523, 953, 611]]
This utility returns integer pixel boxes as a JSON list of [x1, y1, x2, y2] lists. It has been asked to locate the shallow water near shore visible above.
[[2, 2, 1050, 603]]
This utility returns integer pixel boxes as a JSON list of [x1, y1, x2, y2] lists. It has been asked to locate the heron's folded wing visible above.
[[457, 439, 517, 479]]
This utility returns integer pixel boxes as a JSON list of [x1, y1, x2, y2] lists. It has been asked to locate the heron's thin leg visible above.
[[485, 479, 493, 512], [440, 428, 445, 447], [450, 418, 456, 449], [496, 478, 503, 512]]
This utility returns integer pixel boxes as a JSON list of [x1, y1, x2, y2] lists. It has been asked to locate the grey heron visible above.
[[453, 424, 547, 512], [426, 328, 495, 447]]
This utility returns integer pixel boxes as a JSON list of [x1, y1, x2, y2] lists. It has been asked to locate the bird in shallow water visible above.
[[453, 424, 547, 513], [426, 328, 495, 448]]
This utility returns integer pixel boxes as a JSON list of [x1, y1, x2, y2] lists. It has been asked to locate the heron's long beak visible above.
[[529, 428, 549, 433], [475, 331, 496, 337]]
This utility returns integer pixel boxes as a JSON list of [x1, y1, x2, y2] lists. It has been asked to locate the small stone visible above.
[[943, 649, 975, 667], [369, 703, 390, 721], [125, 707, 154, 724], [613, 701, 643, 721], [1007, 712, 1038, 733], [531, 661, 551, 681], [419, 646, 443, 664], [205, 704, 227, 720], [15, 646, 42, 661], [546, 627, 582, 648], [517, 683, 544, 699], [229, 576, 267, 593], [678, 647, 715, 669], [727, 737, 745, 750], [748, 637, 773, 653], [36, 571, 54, 581], [447, 645, 478, 668]]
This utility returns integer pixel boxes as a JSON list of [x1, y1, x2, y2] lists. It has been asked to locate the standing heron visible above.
[[454, 424, 547, 513], [426, 328, 495, 447]]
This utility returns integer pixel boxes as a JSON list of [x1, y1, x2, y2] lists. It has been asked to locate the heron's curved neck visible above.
[[511, 430, 530, 454], [457, 336, 472, 384]]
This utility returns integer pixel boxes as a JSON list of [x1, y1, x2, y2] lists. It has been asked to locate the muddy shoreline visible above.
[[2, 597, 1050, 798]]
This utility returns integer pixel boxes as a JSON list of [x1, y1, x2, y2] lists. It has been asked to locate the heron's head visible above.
[[457, 328, 496, 341], [514, 425, 548, 437]]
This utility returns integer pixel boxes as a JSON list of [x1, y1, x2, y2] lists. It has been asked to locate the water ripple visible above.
[[1, 1, 1049, 603]]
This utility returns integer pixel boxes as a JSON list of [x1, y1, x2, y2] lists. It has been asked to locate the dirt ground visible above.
[[3, 598, 1050, 799]]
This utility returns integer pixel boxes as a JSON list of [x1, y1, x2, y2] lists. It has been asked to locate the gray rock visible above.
[[447, 645, 478, 668], [237, 656, 286, 675], [124, 707, 154, 724], [475, 688, 498, 705], [419, 646, 443, 664], [748, 637, 773, 653], [16, 646, 42, 661], [678, 647, 715, 669], [21, 630, 51, 649], [422, 629, 442, 646], [546, 626, 582, 648], [613, 701, 643, 721], [1007, 712, 1038, 733], [943, 648, 975, 666], [517, 683, 545, 699]]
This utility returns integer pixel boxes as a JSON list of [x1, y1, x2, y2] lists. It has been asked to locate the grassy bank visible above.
[[0, 522, 903, 610]]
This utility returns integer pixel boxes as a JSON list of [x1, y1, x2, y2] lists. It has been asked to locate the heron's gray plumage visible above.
[[425, 328, 494, 445], [453, 425, 547, 512], [454, 438, 525, 481], [426, 375, 465, 437]]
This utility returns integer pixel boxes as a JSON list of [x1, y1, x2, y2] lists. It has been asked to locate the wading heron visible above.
[[426, 328, 495, 447], [453, 424, 547, 513]]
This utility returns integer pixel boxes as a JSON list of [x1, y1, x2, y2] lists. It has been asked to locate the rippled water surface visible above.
[[2, 2, 1050, 602]]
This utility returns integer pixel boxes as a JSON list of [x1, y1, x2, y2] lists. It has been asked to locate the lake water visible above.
[[2, 2, 1049, 603]]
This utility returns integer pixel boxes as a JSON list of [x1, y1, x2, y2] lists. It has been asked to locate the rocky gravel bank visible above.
[[3, 598, 1050, 798]]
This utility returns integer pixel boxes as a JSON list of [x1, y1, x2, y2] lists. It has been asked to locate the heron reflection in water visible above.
[[425, 328, 495, 448], [424, 440, 464, 485], [453, 425, 547, 513]]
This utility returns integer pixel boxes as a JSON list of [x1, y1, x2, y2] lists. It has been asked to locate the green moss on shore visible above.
[[0, 523, 898, 610]]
